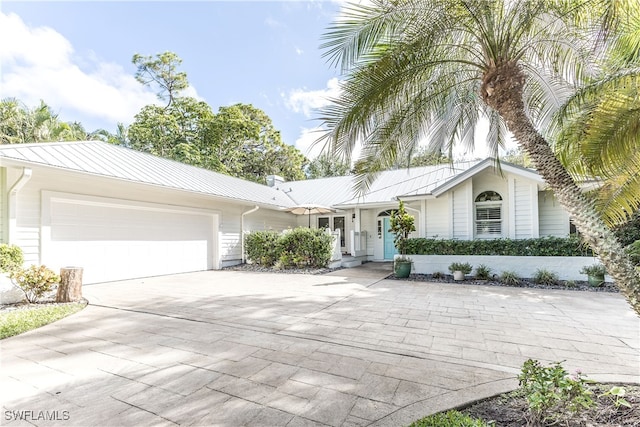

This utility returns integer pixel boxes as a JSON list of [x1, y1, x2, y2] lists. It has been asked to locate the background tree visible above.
[[210, 104, 307, 183], [133, 52, 189, 107], [0, 98, 100, 144], [501, 148, 533, 168], [128, 97, 215, 163], [318, 0, 640, 313], [127, 53, 308, 183], [306, 152, 351, 178], [406, 147, 450, 168]]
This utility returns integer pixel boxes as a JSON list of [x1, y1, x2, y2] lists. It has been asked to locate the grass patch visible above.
[[0, 302, 86, 339], [408, 410, 489, 426]]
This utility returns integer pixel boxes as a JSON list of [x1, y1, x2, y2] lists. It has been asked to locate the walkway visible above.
[[1, 263, 638, 426]]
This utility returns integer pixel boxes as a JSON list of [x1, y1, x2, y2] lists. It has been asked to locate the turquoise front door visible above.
[[383, 217, 398, 260]]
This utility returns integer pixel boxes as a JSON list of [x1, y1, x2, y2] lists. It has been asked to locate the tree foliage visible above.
[[127, 52, 308, 183], [210, 104, 308, 183], [132, 51, 189, 107], [306, 152, 351, 178], [0, 98, 100, 144]]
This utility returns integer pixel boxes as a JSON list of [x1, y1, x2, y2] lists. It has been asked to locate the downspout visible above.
[[7, 167, 32, 245], [241, 205, 260, 263]]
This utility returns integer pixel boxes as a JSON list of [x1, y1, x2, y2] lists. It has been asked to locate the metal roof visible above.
[[285, 161, 482, 207], [0, 141, 538, 210], [0, 141, 295, 208]]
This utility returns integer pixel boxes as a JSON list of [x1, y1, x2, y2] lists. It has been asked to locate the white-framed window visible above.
[[475, 191, 503, 237]]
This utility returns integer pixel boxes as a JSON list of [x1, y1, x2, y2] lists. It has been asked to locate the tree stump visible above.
[[56, 267, 83, 302]]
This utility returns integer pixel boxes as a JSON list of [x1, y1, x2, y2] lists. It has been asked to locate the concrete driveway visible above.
[[1, 263, 638, 426]]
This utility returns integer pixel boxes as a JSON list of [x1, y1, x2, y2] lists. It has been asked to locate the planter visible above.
[[395, 261, 412, 278], [587, 274, 605, 287], [453, 270, 466, 281]]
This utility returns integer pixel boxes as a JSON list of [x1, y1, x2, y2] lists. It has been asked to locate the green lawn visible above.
[[408, 410, 489, 427], [0, 302, 86, 339]]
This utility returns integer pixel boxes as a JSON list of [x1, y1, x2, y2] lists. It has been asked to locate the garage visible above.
[[41, 192, 218, 284]]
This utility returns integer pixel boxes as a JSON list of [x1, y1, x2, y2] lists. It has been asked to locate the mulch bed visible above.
[[462, 384, 640, 426], [222, 263, 341, 275], [386, 273, 619, 293]]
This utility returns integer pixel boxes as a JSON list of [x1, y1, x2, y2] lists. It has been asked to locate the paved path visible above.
[[1, 263, 638, 426]]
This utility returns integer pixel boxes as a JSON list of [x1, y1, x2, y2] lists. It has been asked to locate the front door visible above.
[[383, 217, 397, 260]]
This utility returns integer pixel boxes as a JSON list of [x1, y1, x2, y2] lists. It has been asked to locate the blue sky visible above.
[[1, 1, 344, 158]]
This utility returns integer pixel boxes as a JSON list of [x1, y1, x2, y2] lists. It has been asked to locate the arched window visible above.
[[475, 191, 503, 237]]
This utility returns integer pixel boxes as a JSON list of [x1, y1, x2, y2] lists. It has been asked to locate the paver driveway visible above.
[[1, 263, 638, 426]]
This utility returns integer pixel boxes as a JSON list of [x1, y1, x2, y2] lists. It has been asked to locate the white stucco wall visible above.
[[410, 254, 607, 281]]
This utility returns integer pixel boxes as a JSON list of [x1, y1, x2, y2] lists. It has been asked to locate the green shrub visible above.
[[0, 244, 23, 273], [432, 271, 445, 279], [244, 230, 280, 265], [10, 265, 60, 303], [579, 264, 606, 276], [404, 236, 591, 257], [625, 240, 640, 265], [500, 270, 520, 286], [474, 264, 492, 279], [277, 228, 333, 268], [448, 262, 472, 274], [533, 269, 559, 285], [518, 359, 594, 425], [408, 410, 489, 427]]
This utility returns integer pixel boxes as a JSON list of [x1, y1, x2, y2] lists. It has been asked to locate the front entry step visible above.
[[341, 259, 362, 268]]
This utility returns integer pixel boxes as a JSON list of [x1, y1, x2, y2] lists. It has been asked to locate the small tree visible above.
[[389, 201, 416, 258]]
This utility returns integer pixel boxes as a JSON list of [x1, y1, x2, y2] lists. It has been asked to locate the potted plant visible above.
[[389, 200, 416, 278], [449, 262, 472, 281], [580, 264, 606, 287]]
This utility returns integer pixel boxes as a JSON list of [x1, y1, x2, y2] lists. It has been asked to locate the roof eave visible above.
[[0, 157, 291, 210]]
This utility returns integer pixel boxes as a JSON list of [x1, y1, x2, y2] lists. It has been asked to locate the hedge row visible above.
[[404, 236, 593, 257], [245, 228, 334, 268]]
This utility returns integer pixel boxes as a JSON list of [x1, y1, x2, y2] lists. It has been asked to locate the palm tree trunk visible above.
[[483, 61, 640, 316]]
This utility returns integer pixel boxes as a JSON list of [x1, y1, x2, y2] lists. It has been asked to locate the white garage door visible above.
[[42, 194, 217, 284]]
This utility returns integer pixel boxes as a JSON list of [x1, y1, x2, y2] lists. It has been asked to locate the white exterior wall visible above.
[[513, 179, 533, 239], [0, 169, 5, 243], [425, 196, 449, 238], [538, 191, 570, 237], [451, 181, 472, 239], [6, 167, 39, 264], [361, 209, 378, 259]]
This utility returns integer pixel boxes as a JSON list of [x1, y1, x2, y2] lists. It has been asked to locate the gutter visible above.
[[241, 205, 260, 263], [9, 167, 32, 195], [7, 167, 33, 244]]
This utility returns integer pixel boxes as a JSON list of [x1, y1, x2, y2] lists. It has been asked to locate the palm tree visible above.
[[318, 0, 640, 314], [554, 4, 640, 226]]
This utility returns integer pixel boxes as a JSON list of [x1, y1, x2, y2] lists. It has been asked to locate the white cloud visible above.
[[294, 125, 362, 164], [0, 12, 200, 129], [287, 78, 364, 162], [294, 126, 327, 160], [285, 77, 341, 118]]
